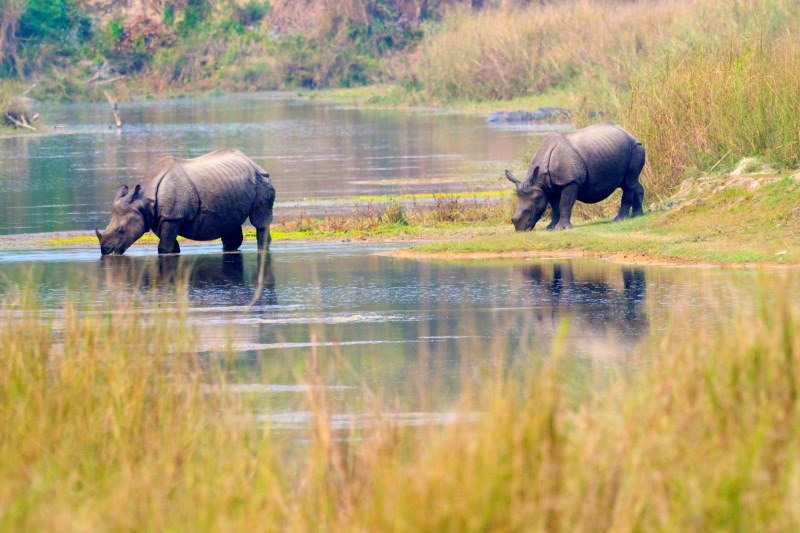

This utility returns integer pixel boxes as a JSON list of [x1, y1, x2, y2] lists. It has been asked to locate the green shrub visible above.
[[382, 200, 409, 226], [17, 0, 91, 44], [176, 0, 211, 38], [232, 0, 271, 26]]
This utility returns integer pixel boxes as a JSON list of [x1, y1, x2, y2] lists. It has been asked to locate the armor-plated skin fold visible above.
[[505, 122, 645, 232], [97, 148, 275, 255]]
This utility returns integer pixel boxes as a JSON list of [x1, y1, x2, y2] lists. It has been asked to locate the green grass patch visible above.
[[305, 190, 511, 204], [414, 175, 800, 265]]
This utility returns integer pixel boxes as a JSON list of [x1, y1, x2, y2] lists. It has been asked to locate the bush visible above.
[[232, 0, 271, 26], [382, 200, 409, 225], [15, 0, 91, 71], [17, 0, 91, 44], [176, 0, 211, 38]]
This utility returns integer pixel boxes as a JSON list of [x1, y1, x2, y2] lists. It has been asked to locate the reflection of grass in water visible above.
[[2, 275, 800, 529]]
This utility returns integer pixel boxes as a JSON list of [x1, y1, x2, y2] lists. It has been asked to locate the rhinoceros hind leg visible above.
[[222, 228, 244, 251], [615, 188, 635, 221], [631, 183, 645, 217]]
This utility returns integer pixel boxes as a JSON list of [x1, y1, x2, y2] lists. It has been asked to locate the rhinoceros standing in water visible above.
[[505, 122, 645, 231], [96, 148, 275, 255]]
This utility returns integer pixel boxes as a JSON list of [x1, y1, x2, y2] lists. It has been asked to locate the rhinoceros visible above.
[[505, 122, 645, 231], [96, 148, 275, 255]]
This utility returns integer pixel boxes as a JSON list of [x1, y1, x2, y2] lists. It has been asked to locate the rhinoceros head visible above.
[[506, 168, 548, 232], [97, 184, 148, 256]]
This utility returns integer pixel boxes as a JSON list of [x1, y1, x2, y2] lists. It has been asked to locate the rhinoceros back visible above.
[[564, 123, 636, 203], [155, 149, 262, 241]]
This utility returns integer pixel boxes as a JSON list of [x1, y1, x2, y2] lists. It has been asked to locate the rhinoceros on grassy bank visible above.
[[505, 123, 645, 231], [96, 148, 275, 255]]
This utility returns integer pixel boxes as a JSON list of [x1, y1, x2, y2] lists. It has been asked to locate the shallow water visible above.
[[0, 94, 793, 431], [1, 242, 795, 430], [0, 93, 554, 235]]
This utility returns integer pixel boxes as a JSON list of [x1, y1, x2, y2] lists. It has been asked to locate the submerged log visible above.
[[3, 95, 39, 131]]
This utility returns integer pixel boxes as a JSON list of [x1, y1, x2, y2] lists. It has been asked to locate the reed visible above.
[[1, 276, 799, 530], [614, 33, 800, 193]]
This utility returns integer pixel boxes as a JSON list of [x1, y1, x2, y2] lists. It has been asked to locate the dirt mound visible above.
[[650, 158, 787, 212]]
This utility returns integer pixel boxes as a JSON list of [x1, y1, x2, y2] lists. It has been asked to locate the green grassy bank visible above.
[[17, 167, 800, 267], [410, 175, 800, 266]]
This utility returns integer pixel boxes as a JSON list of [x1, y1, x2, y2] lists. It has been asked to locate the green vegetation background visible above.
[[1, 0, 799, 198]]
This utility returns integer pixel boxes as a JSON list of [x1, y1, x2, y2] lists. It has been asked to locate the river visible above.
[[0, 93, 791, 432]]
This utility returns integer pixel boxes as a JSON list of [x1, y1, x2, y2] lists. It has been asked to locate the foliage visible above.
[[231, 0, 271, 26], [17, 0, 90, 43], [0, 0, 25, 72], [381, 199, 409, 225], [176, 0, 212, 38]]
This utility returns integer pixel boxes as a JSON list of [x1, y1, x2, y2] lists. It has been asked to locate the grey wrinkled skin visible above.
[[97, 148, 276, 255], [505, 122, 645, 232]]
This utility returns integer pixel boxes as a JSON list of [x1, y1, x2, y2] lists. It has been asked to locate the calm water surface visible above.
[[0, 93, 552, 235], [0, 243, 794, 430]]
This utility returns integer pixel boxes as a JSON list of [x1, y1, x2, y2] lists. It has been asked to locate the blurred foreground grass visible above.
[[1, 268, 800, 530]]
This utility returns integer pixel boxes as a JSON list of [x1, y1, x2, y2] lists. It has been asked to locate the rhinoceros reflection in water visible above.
[[98, 252, 276, 306], [520, 262, 648, 356]]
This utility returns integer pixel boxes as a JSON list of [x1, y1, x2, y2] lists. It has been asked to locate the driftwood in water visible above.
[[103, 89, 122, 128], [3, 91, 39, 131]]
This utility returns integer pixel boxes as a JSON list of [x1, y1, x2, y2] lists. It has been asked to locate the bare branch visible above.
[[4, 112, 35, 131], [103, 90, 123, 128]]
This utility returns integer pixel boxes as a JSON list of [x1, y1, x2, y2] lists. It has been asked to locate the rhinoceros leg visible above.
[[256, 227, 271, 250], [615, 189, 635, 221], [546, 194, 561, 231], [623, 142, 646, 218], [554, 183, 578, 230], [157, 220, 181, 254], [631, 183, 645, 217], [222, 228, 244, 251]]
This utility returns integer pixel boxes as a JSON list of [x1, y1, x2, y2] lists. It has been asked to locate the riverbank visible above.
[[4, 167, 799, 267], [302, 84, 578, 116]]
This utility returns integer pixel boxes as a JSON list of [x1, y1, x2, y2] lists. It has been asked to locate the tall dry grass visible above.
[[614, 33, 800, 192], [2, 278, 800, 530], [417, 0, 798, 103]]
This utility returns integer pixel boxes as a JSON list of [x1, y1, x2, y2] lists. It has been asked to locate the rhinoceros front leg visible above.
[[546, 192, 561, 231], [554, 183, 578, 230], [157, 220, 181, 254], [256, 226, 271, 250]]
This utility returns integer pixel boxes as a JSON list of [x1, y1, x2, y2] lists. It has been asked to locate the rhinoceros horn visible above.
[[95, 228, 102, 241], [505, 170, 520, 186]]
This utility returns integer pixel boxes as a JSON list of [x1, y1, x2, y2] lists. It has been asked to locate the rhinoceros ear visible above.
[[116, 184, 129, 199], [525, 166, 540, 185], [505, 170, 520, 185], [128, 184, 142, 204]]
